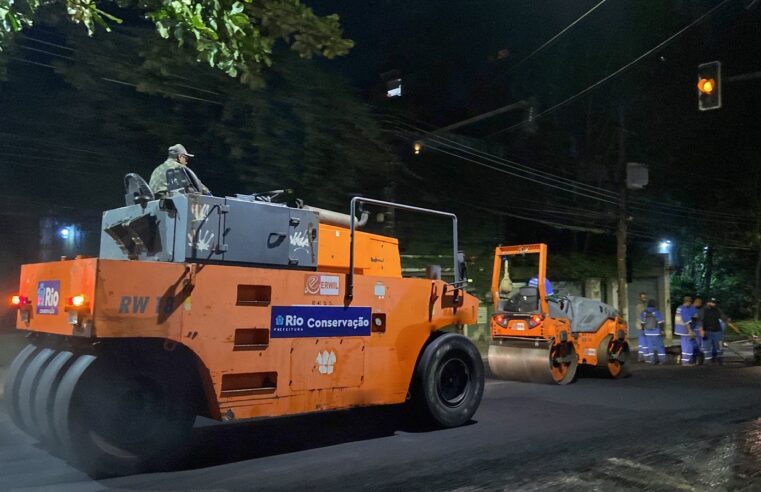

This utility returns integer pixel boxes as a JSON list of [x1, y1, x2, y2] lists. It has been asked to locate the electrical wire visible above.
[[509, 0, 608, 74], [387, 117, 621, 200], [486, 0, 734, 137], [386, 114, 753, 222]]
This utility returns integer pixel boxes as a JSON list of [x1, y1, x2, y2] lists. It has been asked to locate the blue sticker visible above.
[[36, 280, 61, 315], [270, 306, 372, 338]]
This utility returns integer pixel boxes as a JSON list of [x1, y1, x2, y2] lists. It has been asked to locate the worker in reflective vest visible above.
[[636, 292, 649, 362], [640, 300, 666, 364], [674, 296, 697, 366]]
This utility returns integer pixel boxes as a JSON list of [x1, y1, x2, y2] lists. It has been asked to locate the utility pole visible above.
[[616, 106, 628, 320]]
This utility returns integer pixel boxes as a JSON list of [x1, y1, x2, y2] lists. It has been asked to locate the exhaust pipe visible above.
[[304, 206, 369, 229]]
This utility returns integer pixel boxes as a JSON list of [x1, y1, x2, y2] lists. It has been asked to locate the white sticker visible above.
[[316, 350, 337, 374], [514, 322, 526, 331], [305, 274, 340, 296], [374, 282, 386, 297]]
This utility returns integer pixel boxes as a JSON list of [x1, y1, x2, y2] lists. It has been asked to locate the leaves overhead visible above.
[[0, 0, 353, 86]]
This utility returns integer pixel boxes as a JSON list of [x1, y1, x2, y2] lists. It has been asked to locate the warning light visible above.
[[11, 295, 29, 306], [697, 78, 715, 94], [529, 314, 544, 328], [493, 313, 509, 327], [68, 294, 86, 308]]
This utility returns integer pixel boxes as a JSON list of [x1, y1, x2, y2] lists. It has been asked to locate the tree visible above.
[[0, 21, 394, 213], [0, 0, 353, 86]]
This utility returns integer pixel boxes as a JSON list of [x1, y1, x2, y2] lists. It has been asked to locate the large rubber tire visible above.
[[33, 350, 75, 445], [53, 348, 198, 477], [410, 333, 484, 428], [4, 343, 40, 433], [17, 348, 57, 436]]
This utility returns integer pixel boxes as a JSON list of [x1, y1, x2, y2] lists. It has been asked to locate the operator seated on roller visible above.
[[149, 144, 211, 197], [528, 276, 554, 295]]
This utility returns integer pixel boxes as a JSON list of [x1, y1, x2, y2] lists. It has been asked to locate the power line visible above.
[[391, 130, 620, 205], [509, 0, 609, 73], [387, 117, 620, 200], [387, 117, 754, 227], [386, 113, 752, 222], [487, 0, 734, 137], [469, 1, 609, 105]]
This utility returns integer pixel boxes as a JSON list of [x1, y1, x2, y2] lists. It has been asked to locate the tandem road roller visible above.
[[5, 172, 484, 476], [487, 244, 630, 384]]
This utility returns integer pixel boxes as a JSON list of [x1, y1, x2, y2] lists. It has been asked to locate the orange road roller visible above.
[[5, 180, 483, 476], [487, 243, 630, 384]]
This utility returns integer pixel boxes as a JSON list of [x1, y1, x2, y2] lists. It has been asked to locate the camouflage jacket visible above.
[[149, 158, 210, 195]]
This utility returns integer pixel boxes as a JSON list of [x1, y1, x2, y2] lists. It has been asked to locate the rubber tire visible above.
[[4, 344, 40, 433], [410, 333, 484, 428], [60, 348, 197, 477]]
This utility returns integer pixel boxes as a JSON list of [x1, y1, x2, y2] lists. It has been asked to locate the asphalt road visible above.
[[4, 360, 761, 491]]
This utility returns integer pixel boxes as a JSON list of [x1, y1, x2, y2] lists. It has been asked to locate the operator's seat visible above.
[[124, 173, 154, 206], [500, 286, 539, 313]]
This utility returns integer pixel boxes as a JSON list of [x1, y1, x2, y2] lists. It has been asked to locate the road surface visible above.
[[3, 361, 761, 491]]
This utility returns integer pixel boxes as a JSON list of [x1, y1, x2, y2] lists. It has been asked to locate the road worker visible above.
[[149, 144, 210, 196], [700, 298, 733, 364], [528, 276, 554, 295], [691, 296, 705, 364], [636, 292, 649, 362], [674, 295, 698, 366], [640, 299, 666, 364]]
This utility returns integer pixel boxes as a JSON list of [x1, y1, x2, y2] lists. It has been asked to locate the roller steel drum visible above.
[[488, 338, 577, 385]]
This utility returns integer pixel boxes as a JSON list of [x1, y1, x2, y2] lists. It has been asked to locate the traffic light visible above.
[[697, 61, 721, 111]]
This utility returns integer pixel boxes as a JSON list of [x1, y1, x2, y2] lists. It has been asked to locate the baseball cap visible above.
[[168, 144, 194, 158]]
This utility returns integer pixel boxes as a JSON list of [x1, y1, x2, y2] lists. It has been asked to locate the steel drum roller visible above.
[[488, 338, 577, 385]]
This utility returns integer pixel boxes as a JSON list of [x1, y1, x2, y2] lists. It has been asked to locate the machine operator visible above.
[[149, 144, 211, 196]]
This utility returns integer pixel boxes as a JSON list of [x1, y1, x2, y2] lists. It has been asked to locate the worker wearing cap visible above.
[[149, 144, 210, 196], [640, 299, 666, 364], [674, 295, 697, 366], [700, 298, 731, 364]]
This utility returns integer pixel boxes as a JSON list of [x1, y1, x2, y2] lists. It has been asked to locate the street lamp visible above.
[[58, 226, 72, 240], [658, 240, 672, 255]]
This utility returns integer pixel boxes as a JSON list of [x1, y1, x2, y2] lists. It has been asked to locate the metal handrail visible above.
[[346, 197, 460, 301]]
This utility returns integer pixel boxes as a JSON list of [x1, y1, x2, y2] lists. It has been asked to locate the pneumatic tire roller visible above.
[[6, 190, 485, 476]]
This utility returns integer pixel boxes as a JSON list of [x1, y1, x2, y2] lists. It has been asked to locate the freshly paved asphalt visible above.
[[3, 357, 761, 491]]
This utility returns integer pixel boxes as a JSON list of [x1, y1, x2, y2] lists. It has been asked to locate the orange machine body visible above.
[[15, 223, 477, 421], [489, 244, 628, 376]]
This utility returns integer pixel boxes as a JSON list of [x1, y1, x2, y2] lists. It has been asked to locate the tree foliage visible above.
[[0, 0, 353, 86], [0, 21, 394, 214]]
